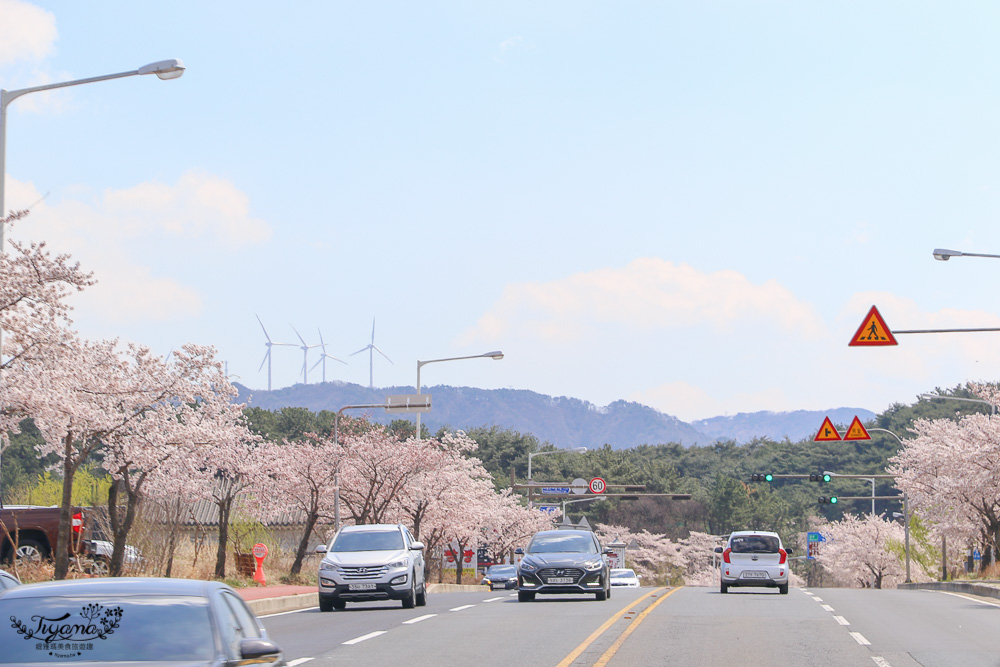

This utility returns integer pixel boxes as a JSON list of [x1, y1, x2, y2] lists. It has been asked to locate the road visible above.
[[260, 586, 1000, 667]]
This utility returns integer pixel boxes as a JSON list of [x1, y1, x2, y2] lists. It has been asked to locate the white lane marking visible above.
[[287, 659, 314, 666], [259, 606, 318, 617], [821, 604, 835, 612], [871, 658, 894, 667], [938, 591, 1000, 608], [833, 615, 850, 625], [812, 596, 824, 602], [450, 604, 475, 611], [850, 632, 871, 646], [402, 614, 437, 624], [483, 596, 505, 602], [343, 631, 387, 645]]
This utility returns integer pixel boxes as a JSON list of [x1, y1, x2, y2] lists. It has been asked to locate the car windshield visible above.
[[0, 595, 215, 663], [611, 569, 636, 578], [488, 565, 516, 576], [333, 530, 404, 552], [730, 535, 780, 554], [528, 533, 597, 554]]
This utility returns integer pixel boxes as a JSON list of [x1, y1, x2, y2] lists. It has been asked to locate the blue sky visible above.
[[3, 1, 1000, 422]]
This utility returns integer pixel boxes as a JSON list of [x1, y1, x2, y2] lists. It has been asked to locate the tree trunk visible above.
[[290, 511, 319, 575], [54, 433, 77, 580], [215, 496, 233, 578], [108, 475, 143, 577]]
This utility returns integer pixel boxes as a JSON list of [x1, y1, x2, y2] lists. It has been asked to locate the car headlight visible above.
[[519, 561, 537, 572], [583, 560, 604, 571], [319, 562, 338, 573], [387, 559, 408, 569]]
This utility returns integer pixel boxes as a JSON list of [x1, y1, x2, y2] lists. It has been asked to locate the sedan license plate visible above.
[[349, 583, 377, 591], [741, 571, 767, 579], [546, 577, 574, 584]]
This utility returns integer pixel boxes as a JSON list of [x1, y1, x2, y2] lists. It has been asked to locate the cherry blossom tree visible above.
[[594, 523, 680, 584], [819, 513, 918, 588], [888, 383, 1000, 567]]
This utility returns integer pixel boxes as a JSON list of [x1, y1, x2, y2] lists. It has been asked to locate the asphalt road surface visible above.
[[260, 586, 1000, 667]]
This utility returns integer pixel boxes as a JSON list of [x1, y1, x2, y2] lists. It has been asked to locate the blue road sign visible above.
[[974, 549, 982, 561], [540, 487, 571, 494], [536, 505, 559, 514]]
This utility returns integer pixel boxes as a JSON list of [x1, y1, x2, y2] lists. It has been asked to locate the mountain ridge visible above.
[[233, 381, 875, 449]]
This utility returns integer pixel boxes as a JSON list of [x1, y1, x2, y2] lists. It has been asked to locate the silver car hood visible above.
[[323, 550, 408, 566]]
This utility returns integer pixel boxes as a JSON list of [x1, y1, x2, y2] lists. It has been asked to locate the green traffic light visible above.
[[764, 474, 773, 482], [830, 496, 838, 504], [822, 474, 832, 482]]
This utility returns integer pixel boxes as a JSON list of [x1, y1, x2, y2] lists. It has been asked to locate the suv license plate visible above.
[[546, 577, 574, 584], [349, 583, 377, 591], [742, 571, 767, 579]]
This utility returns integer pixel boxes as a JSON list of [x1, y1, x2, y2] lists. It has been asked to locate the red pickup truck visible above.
[[0, 505, 89, 563]]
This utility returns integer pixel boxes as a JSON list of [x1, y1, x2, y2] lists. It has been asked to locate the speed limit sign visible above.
[[589, 477, 606, 494]]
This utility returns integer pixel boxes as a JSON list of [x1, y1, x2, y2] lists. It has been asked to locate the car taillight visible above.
[[722, 548, 731, 564], [778, 548, 787, 565]]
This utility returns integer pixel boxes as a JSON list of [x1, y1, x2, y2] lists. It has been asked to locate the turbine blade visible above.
[[256, 314, 272, 342], [372, 345, 393, 364], [350, 346, 370, 356], [310, 357, 324, 371], [258, 350, 270, 373], [291, 325, 307, 347], [371, 317, 376, 344]]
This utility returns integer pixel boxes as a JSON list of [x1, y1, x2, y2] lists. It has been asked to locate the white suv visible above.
[[317, 524, 426, 611], [715, 530, 791, 594]]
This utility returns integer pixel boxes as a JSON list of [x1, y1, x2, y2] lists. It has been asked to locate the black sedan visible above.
[[0, 577, 284, 665], [515, 529, 612, 602], [482, 564, 518, 590]]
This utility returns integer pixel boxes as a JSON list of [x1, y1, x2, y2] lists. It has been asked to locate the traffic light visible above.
[[818, 496, 839, 504], [809, 473, 832, 482], [750, 473, 774, 482]]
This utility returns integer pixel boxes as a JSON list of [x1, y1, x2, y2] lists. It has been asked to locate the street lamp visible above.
[[933, 248, 1000, 261], [0, 58, 184, 504], [918, 393, 997, 416], [332, 402, 391, 532], [867, 427, 911, 583], [1, 59, 186, 248], [527, 447, 587, 481], [560, 495, 606, 527], [414, 351, 503, 440]]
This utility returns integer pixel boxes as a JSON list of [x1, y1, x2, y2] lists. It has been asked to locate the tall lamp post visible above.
[[0, 59, 185, 505], [332, 402, 391, 532], [868, 427, 911, 583], [560, 495, 606, 527], [414, 351, 503, 440]]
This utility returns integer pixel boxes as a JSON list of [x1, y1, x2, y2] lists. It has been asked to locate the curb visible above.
[[247, 583, 486, 615], [898, 581, 1000, 601]]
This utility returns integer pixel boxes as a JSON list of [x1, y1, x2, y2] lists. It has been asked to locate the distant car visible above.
[[0, 577, 285, 665], [0, 569, 19, 590], [482, 564, 518, 590], [316, 523, 427, 611], [715, 530, 791, 594], [610, 568, 641, 587], [515, 529, 612, 602], [85, 540, 145, 575]]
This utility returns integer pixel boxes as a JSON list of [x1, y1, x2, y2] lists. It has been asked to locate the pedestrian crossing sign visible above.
[[849, 305, 898, 346]]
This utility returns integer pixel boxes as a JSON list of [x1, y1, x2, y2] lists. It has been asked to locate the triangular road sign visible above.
[[843, 416, 872, 441], [814, 416, 842, 442], [849, 305, 898, 346]]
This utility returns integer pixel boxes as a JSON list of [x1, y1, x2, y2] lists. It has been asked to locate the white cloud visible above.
[[459, 258, 824, 344], [5, 171, 269, 324], [0, 0, 56, 66]]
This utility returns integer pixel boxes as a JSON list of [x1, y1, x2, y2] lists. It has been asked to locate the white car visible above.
[[316, 523, 427, 611], [610, 568, 641, 587], [715, 530, 791, 594]]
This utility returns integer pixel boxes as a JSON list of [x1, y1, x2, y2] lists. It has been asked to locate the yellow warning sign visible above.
[[849, 305, 898, 347], [843, 416, 871, 441], [814, 416, 842, 442]]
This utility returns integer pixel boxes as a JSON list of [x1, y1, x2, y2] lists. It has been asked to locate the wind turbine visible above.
[[350, 317, 392, 388], [291, 325, 322, 384], [256, 314, 295, 391], [310, 328, 347, 383]]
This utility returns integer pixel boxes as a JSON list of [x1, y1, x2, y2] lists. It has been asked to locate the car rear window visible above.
[[0, 595, 215, 663], [729, 535, 780, 553], [333, 530, 404, 552]]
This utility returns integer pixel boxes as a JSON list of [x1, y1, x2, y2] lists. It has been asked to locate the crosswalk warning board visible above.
[[814, 416, 842, 442], [843, 416, 872, 441], [849, 305, 898, 347]]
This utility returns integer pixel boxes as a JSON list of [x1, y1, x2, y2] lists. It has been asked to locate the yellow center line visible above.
[[593, 586, 683, 667], [554, 587, 670, 667]]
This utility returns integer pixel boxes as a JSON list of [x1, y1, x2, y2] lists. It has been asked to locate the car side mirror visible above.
[[514, 548, 524, 555], [314, 544, 327, 553], [714, 547, 723, 553], [410, 541, 425, 551], [239, 638, 282, 661], [785, 547, 793, 554]]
